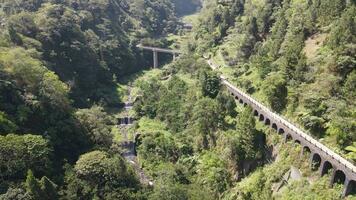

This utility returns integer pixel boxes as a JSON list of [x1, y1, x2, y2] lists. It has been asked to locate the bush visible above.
[[0, 134, 52, 182]]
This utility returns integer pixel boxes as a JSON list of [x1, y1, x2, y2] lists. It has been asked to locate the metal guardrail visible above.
[[219, 74, 356, 174]]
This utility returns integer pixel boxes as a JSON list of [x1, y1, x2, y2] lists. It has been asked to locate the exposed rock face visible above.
[[273, 166, 302, 194], [290, 166, 302, 180]]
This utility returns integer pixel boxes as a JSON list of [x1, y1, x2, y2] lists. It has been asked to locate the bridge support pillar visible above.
[[153, 50, 158, 68], [342, 178, 350, 197], [342, 178, 356, 197], [330, 168, 337, 187], [300, 147, 305, 157]]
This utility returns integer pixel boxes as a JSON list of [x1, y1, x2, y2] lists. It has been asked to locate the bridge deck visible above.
[[136, 44, 180, 54]]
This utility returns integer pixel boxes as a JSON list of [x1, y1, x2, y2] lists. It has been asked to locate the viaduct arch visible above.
[[220, 75, 356, 197]]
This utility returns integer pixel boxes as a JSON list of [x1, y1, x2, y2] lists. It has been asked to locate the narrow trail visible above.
[[120, 85, 153, 186]]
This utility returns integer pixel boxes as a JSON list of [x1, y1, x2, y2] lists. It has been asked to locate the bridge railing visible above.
[[220, 76, 356, 173], [136, 44, 180, 54]]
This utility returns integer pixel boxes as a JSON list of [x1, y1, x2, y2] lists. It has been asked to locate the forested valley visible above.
[[0, 0, 355, 200]]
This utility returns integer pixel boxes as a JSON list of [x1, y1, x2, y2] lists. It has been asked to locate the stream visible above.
[[119, 85, 153, 186]]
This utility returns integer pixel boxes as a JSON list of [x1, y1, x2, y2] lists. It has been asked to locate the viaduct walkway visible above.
[[135, 44, 356, 196], [206, 60, 356, 197]]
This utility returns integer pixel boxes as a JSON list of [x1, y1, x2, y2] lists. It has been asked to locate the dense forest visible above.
[[0, 0, 355, 199], [186, 0, 356, 198], [192, 0, 356, 162], [0, 0, 194, 198]]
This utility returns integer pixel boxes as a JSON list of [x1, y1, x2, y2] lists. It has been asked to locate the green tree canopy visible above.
[[74, 150, 138, 188], [75, 106, 113, 148], [0, 134, 52, 181]]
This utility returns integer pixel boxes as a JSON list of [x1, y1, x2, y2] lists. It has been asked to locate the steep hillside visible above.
[[0, 0, 182, 107], [191, 0, 356, 163], [130, 57, 266, 199], [118, 55, 354, 199], [0, 0, 354, 199], [0, 0, 183, 198], [178, 0, 356, 198]]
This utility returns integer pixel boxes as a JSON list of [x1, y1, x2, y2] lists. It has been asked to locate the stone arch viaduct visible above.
[[220, 76, 356, 197], [134, 45, 356, 196]]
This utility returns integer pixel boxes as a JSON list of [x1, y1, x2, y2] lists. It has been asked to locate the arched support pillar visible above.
[[272, 123, 278, 130], [330, 169, 346, 187], [265, 118, 270, 125], [259, 114, 265, 122], [320, 161, 334, 176], [300, 146, 311, 157], [278, 128, 284, 134], [342, 179, 356, 197], [310, 153, 322, 171], [284, 134, 293, 143]]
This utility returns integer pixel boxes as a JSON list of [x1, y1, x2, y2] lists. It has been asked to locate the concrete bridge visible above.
[[136, 45, 181, 68], [204, 58, 356, 196]]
